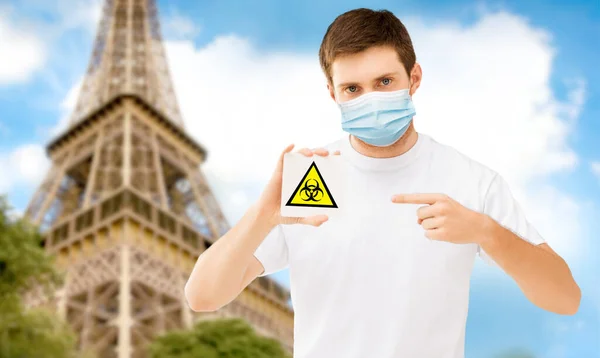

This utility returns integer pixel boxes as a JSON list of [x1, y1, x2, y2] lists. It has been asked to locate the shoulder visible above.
[[421, 133, 503, 208], [424, 133, 499, 181]]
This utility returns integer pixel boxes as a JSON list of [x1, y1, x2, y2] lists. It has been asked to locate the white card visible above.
[[280, 153, 345, 218]]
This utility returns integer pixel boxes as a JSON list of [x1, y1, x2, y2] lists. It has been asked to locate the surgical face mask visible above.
[[338, 88, 416, 147]]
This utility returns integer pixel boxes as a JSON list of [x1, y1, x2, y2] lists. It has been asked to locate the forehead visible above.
[[331, 45, 406, 85]]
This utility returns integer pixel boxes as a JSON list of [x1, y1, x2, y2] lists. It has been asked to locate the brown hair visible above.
[[319, 8, 416, 84]]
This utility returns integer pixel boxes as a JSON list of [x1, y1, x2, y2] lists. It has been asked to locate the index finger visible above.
[[391, 193, 446, 205]]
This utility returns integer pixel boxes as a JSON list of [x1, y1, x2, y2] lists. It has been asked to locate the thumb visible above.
[[274, 144, 295, 176], [299, 215, 329, 227]]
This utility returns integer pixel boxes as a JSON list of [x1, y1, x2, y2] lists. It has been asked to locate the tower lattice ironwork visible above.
[[23, 1, 294, 357]]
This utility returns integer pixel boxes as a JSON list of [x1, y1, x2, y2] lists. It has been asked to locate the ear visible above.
[[409, 63, 423, 96], [327, 82, 336, 102]]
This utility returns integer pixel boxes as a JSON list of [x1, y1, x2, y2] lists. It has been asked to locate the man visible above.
[[184, 8, 581, 358]]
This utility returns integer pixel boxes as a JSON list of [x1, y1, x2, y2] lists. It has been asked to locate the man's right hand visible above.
[[185, 143, 341, 312], [257, 144, 341, 228]]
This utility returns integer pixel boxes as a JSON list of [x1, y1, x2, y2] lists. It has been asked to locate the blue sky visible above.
[[0, 0, 598, 357]]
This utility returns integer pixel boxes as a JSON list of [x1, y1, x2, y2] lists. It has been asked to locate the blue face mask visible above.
[[338, 88, 416, 147]]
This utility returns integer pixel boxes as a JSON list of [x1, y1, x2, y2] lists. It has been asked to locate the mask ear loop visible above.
[[408, 63, 416, 96]]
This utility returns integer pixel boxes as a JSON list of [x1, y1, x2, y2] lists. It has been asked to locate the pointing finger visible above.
[[391, 193, 447, 205]]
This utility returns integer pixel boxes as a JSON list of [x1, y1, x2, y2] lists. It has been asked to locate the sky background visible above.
[[0, 0, 598, 357]]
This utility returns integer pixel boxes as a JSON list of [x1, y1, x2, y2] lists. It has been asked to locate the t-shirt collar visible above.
[[341, 132, 428, 172]]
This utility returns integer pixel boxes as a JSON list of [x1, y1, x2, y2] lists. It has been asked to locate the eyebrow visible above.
[[336, 72, 399, 89]]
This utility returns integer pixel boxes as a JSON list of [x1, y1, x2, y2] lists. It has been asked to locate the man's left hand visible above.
[[391, 193, 491, 245]]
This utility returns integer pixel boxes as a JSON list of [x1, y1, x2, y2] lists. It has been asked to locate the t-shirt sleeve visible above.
[[253, 224, 289, 277], [477, 173, 546, 266]]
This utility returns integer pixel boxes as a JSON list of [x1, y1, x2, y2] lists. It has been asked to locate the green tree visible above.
[[148, 317, 291, 358], [0, 195, 86, 358]]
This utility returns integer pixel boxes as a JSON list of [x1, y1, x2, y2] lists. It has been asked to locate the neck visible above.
[[349, 122, 418, 159]]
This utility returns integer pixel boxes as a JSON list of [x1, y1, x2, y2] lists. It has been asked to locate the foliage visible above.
[[0, 195, 86, 358], [0, 299, 78, 358], [0, 196, 63, 298], [148, 317, 291, 358]]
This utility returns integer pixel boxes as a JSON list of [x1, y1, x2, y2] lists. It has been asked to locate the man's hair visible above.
[[319, 8, 416, 84]]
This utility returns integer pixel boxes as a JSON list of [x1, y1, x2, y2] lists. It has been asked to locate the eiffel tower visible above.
[[23, 1, 294, 357]]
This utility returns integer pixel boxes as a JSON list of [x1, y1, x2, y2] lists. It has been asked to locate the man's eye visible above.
[[347, 86, 357, 93], [381, 78, 392, 86]]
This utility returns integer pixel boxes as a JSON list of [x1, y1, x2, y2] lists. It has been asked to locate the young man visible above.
[[184, 8, 581, 358]]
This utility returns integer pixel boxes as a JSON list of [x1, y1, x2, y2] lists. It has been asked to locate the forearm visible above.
[[184, 202, 274, 311], [479, 216, 580, 315]]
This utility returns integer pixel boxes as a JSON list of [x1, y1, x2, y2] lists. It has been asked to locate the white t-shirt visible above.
[[253, 132, 545, 358]]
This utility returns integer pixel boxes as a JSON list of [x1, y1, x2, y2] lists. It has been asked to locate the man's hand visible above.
[[258, 144, 341, 228], [392, 193, 581, 315], [391, 193, 490, 245]]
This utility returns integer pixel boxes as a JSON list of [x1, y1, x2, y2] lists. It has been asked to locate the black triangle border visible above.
[[285, 161, 338, 208]]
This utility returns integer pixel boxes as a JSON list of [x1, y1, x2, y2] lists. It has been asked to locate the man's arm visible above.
[[392, 188, 581, 316], [184, 145, 334, 312], [184, 203, 274, 312], [478, 221, 581, 315]]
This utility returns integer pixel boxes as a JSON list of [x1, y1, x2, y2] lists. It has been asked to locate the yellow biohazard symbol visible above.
[[285, 161, 337, 208]]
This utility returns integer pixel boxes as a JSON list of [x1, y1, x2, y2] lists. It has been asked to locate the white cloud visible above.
[[0, 144, 49, 193], [0, 10, 46, 85], [591, 161, 600, 182], [162, 11, 201, 40], [163, 11, 587, 262], [167, 36, 341, 179], [401, 12, 588, 260], [165, 36, 343, 222], [405, 12, 580, 184]]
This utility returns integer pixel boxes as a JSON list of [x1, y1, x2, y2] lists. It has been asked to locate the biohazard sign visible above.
[[285, 161, 338, 208]]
